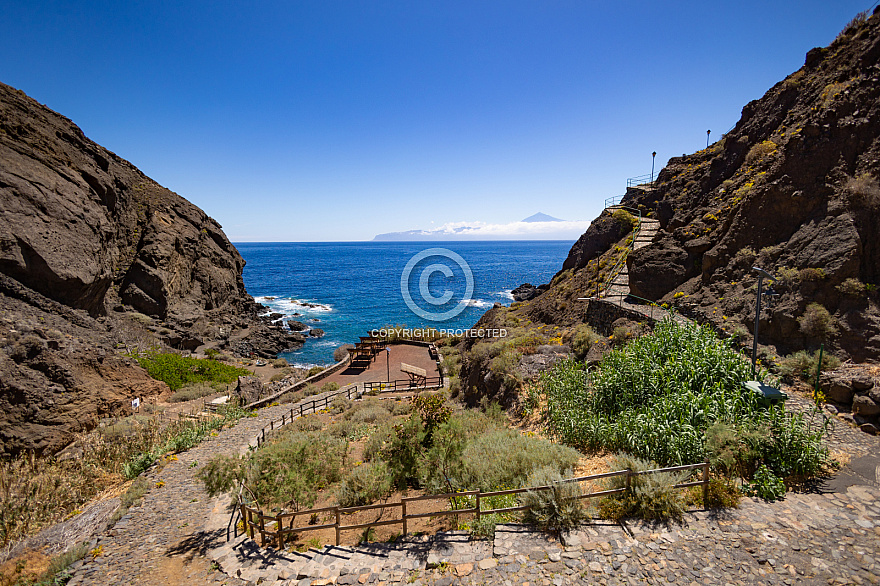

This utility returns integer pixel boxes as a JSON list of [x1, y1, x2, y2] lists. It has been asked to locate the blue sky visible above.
[[0, 1, 872, 241]]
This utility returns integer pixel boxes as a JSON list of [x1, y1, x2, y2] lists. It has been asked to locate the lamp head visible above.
[[752, 266, 776, 282]]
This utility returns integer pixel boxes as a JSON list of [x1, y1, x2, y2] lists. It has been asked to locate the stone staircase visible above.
[[597, 212, 690, 326]]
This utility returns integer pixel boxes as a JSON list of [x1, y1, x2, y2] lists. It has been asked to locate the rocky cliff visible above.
[[514, 9, 880, 364], [0, 82, 303, 455]]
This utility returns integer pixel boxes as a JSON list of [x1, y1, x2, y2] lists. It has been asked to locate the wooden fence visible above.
[[253, 375, 445, 449], [362, 376, 444, 394], [233, 462, 710, 549]]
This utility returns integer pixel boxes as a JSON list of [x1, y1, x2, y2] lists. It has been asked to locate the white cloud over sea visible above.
[[374, 219, 590, 241]]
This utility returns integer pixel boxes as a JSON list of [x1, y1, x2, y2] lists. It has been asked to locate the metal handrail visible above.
[[600, 206, 642, 298], [626, 173, 655, 188], [604, 194, 625, 208]]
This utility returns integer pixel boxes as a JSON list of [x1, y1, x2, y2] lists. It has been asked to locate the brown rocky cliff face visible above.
[[0, 83, 304, 455], [546, 10, 880, 362], [0, 82, 249, 320]]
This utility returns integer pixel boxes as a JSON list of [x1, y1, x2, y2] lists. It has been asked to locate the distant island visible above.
[[372, 212, 587, 241]]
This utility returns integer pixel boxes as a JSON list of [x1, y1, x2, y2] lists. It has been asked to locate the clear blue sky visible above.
[[0, 1, 872, 241]]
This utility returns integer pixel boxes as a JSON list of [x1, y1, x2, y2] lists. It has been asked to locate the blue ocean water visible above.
[[237, 241, 573, 366]]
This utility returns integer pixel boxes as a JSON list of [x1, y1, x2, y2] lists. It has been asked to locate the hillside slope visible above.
[[518, 9, 880, 363], [0, 82, 303, 455]]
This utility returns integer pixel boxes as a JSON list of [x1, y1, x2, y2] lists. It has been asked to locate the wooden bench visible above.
[[400, 362, 427, 387]]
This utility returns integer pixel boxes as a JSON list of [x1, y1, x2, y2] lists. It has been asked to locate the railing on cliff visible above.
[[232, 462, 710, 549], [599, 205, 642, 299], [626, 173, 656, 188]]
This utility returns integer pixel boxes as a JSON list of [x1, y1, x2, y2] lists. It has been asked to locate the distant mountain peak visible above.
[[522, 212, 563, 222]]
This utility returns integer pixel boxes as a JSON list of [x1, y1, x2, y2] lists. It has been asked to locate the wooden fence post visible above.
[[702, 461, 710, 505], [334, 507, 340, 546], [247, 508, 255, 539], [402, 499, 408, 535], [625, 469, 632, 493], [259, 513, 266, 545], [475, 490, 481, 522], [276, 513, 283, 549]]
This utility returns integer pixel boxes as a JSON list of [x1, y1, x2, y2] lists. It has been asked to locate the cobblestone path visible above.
[[65, 364, 880, 586]]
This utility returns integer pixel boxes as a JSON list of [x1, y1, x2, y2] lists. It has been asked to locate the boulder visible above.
[[826, 382, 855, 404], [512, 283, 543, 302], [628, 242, 689, 300], [234, 376, 265, 405], [287, 320, 308, 332], [309, 328, 325, 338], [852, 395, 880, 417], [852, 375, 875, 392]]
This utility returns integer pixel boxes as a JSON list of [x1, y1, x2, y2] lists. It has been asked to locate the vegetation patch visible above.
[[129, 350, 251, 391], [541, 320, 827, 491]]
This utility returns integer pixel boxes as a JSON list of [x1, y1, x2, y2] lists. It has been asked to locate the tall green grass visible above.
[[129, 350, 251, 391], [541, 319, 826, 479]]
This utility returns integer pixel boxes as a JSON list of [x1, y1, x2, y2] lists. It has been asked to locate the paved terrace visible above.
[[322, 343, 441, 388]]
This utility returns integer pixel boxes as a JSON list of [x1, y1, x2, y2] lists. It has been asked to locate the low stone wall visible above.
[[246, 354, 351, 410], [583, 298, 655, 336]]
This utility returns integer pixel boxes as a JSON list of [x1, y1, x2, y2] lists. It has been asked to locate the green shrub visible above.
[[169, 382, 222, 403], [838, 278, 866, 296], [520, 467, 584, 534], [129, 351, 250, 391], [271, 358, 289, 368], [377, 416, 425, 489], [458, 428, 581, 492], [571, 324, 600, 360], [337, 461, 393, 507], [346, 400, 392, 425], [307, 366, 324, 377], [597, 454, 688, 522], [689, 477, 741, 509], [704, 421, 766, 478], [321, 381, 340, 393], [745, 140, 777, 165], [798, 303, 837, 339], [541, 320, 827, 480], [778, 350, 841, 382], [743, 464, 785, 501], [735, 247, 757, 265], [199, 431, 347, 511], [611, 209, 637, 233], [798, 267, 826, 282]]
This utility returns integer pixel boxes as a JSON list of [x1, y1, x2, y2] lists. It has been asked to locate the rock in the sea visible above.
[[512, 283, 546, 302], [287, 320, 308, 332], [309, 328, 325, 338]]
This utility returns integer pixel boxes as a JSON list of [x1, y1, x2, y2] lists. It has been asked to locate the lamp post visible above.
[[651, 151, 657, 183], [751, 267, 776, 377], [706, 130, 711, 148]]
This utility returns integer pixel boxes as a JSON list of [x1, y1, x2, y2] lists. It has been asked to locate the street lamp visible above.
[[706, 130, 711, 148], [751, 266, 776, 377], [651, 151, 657, 183]]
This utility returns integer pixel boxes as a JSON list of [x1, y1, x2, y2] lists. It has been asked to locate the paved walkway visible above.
[[65, 354, 880, 586], [599, 215, 690, 327]]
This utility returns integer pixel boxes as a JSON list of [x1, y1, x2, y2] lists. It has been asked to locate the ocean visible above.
[[237, 241, 574, 366]]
